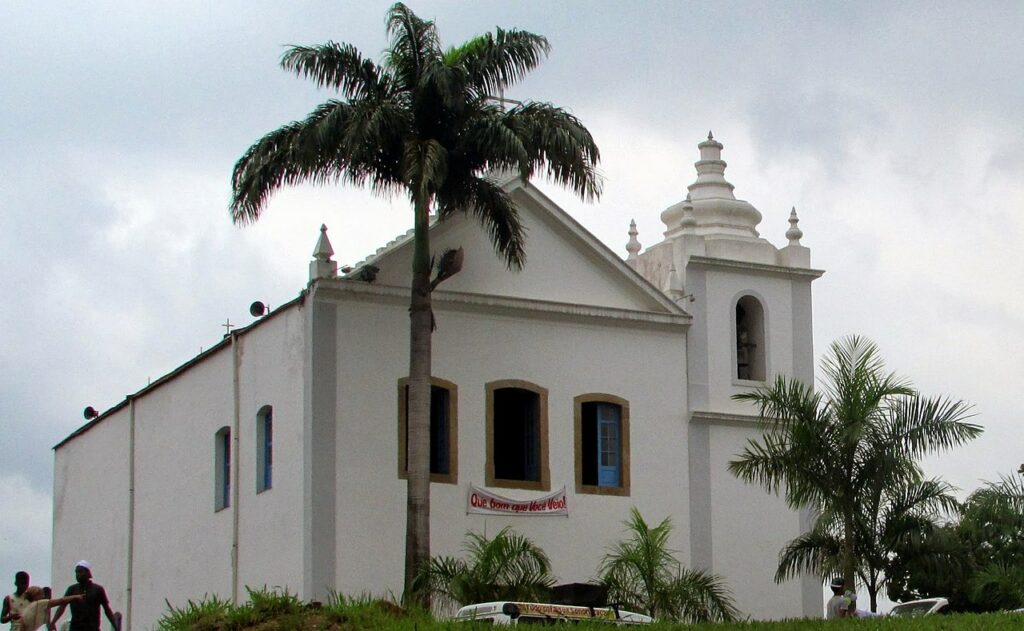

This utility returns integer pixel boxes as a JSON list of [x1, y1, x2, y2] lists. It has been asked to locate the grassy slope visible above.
[[153, 590, 1023, 631]]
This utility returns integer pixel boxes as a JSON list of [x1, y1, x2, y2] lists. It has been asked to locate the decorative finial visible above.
[[680, 197, 696, 230], [310, 224, 338, 280], [785, 207, 803, 245], [313, 224, 334, 260], [707, 130, 714, 140], [626, 219, 642, 261]]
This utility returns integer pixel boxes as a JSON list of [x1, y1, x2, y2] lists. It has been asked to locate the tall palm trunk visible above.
[[404, 194, 433, 605], [842, 509, 856, 592]]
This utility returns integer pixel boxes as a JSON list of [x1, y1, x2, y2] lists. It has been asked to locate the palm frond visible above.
[[670, 568, 741, 623], [384, 2, 441, 89], [436, 174, 526, 269], [230, 100, 352, 223], [884, 395, 981, 458], [449, 28, 550, 97], [775, 529, 841, 583], [281, 42, 390, 100], [402, 138, 448, 200], [505, 102, 602, 202]]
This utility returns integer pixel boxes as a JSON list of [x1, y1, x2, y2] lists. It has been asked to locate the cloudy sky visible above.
[[2, 0, 1022, 591]]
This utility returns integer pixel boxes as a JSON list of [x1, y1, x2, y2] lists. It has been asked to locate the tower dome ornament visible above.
[[658, 134, 762, 238]]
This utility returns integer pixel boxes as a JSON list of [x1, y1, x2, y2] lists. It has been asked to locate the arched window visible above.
[[214, 426, 231, 511], [486, 380, 549, 491], [256, 406, 273, 493], [736, 295, 766, 381], [575, 394, 630, 496]]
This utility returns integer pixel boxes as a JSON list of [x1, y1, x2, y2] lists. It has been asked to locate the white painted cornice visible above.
[[313, 279, 691, 330], [687, 255, 825, 280], [689, 410, 763, 427]]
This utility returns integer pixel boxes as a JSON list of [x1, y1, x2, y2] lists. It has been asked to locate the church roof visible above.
[[53, 293, 306, 450]]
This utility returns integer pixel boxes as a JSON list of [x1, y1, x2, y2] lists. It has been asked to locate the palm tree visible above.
[[415, 527, 555, 615], [597, 508, 739, 622], [229, 3, 600, 602], [775, 477, 958, 612], [728, 335, 982, 593]]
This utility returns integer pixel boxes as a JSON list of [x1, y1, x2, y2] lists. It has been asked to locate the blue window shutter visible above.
[[223, 430, 231, 507], [596, 404, 621, 487], [264, 411, 273, 489]]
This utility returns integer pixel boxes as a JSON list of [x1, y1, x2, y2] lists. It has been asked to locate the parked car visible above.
[[454, 602, 653, 625], [889, 598, 950, 617]]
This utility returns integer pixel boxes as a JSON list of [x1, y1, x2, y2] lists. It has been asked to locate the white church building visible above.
[[52, 135, 823, 627]]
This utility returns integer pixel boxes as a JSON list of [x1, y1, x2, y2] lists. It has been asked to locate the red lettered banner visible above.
[[467, 485, 568, 516]]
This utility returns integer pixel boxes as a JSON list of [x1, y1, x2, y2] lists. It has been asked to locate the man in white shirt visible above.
[[1, 572, 31, 631], [825, 577, 847, 619]]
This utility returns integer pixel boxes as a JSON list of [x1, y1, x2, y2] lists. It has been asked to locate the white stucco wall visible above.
[[235, 305, 306, 596], [52, 407, 130, 617], [684, 259, 820, 618], [52, 305, 308, 629], [130, 346, 236, 625], [707, 423, 805, 619], [326, 290, 692, 601], [702, 268, 797, 415]]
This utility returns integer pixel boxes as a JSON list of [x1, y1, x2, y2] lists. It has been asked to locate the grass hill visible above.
[[154, 589, 1023, 631]]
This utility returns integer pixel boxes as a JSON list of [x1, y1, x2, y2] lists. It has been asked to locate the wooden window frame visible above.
[[397, 377, 458, 485], [485, 380, 550, 491], [574, 394, 631, 497]]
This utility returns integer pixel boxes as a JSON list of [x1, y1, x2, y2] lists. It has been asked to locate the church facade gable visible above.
[[364, 180, 682, 315]]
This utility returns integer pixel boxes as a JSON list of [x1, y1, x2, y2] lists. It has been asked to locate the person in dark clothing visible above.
[[48, 563, 117, 631]]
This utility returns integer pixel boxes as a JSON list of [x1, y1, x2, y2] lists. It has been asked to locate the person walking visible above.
[[48, 563, 117, 631], [16, 588, 81, 631], [1, 572, 31, 631]]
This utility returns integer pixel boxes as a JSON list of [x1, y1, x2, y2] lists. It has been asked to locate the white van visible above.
[[454, 601, 653, 625]]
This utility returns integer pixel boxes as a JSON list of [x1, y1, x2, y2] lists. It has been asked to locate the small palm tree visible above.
[[729, 335, 982, 592], [415, 527, 555, 615], [776, 477, 959, 612], [230, 3, 600, 602], [597, 508, 739, 622]]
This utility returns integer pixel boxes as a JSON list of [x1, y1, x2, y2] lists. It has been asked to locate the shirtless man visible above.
[[49, 563, 116, 631]]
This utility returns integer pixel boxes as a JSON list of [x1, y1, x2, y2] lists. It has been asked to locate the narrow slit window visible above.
[[215, 427, 231, 511], [257, 406, 273, 493]]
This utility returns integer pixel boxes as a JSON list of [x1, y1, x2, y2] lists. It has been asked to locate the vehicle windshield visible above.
[[890, 601, 939, 617]]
